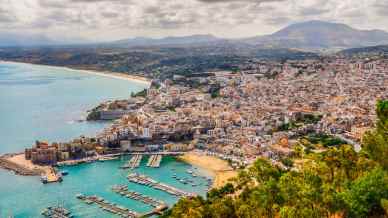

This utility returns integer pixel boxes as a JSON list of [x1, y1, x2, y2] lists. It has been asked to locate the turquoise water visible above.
[[0, 62, 211, 217], [0, 62, 147, 154]]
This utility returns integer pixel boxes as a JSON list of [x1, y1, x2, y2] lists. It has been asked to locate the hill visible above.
[[244, 20, 388, 50], [339, 45, 388, 56], [109, 34, 224, 47]]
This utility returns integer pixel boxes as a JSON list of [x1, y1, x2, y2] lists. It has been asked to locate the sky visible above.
[[0, 0, 387, 42]]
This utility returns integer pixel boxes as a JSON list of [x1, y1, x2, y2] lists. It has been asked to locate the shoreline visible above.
[[0, 60, 152, 86], [177, 151, 238, 189]]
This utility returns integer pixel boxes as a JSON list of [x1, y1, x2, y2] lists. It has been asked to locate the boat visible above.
[[61, 170, 69, 176], [40, 175, 48, 184]]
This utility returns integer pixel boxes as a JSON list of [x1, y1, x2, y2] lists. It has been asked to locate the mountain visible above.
[[2, 20, 388, 51], [244, 20, 388, 50], [0, 32, 87, 47], [110, 34, 224, 47]]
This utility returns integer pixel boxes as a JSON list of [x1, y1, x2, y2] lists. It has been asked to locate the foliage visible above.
[[306, 133, 347, 147], [363, 100, 388, 170]]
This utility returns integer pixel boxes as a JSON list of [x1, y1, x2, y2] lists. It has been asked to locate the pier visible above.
[[112, 185, 168, 210], [146, 155, 162, 168], [76, 194, 139, 218], [121, 155, 142, 169], [41, 206, 72, 218], [127, 173, 196, 198]]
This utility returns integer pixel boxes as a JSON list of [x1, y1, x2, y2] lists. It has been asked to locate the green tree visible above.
[[363, 100, 388, 169], [341, 168, 388, 217]]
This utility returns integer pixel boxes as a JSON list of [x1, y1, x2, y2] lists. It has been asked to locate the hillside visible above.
[[339, 45, 388, 56]]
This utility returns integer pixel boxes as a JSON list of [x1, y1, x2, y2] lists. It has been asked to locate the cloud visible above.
[[0, 0, 386, 41], [196, 0, 284, 3]]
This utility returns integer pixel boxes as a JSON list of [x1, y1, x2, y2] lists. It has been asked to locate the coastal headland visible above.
[[0, 153, 52, 176], [178, 151, 238, 189]]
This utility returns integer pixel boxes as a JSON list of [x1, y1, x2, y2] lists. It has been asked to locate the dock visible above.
[[76, 194, 139, 218], [112, 185, 168, 210], [146, 155, 162, 168], [121, 155, 142, 169], [127, 173, 196, 198], [41, 206, 73, 218]]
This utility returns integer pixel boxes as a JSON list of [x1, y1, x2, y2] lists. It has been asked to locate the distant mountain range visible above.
[[1, 20, 388, 51], [110, 34, 223, 47], [104, 21, 388, 51]]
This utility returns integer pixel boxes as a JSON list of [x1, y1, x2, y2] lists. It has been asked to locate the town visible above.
[[15, 53, 388, 173]]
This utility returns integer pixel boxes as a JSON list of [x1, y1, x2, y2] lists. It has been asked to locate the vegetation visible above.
[[162, 101, 388, 218], [305, 133, 347, 147]]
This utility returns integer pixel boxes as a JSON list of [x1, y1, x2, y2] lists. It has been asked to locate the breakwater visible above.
[[0, 156, 43, 176]]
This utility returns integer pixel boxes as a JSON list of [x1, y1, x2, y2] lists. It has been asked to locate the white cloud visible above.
[[0, 0, 387, 42]]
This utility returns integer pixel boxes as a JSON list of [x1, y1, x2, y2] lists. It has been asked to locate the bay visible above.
[[0, 62, 210, 217]]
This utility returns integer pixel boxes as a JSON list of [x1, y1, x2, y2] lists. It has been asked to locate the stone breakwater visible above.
[[0, 155, 43, 176]]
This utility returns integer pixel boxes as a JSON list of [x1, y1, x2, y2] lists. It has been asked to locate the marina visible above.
[[127, 173, 196, 198], [146, 155, 162, 168]]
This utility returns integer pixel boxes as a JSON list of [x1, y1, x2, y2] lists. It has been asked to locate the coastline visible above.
[[177, 151, 238, 189], [0, 60, 152, 86], [0, 153, 50, 176]]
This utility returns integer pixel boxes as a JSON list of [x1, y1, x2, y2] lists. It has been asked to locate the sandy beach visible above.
[[0, 60, 152, 85], [178, 151, 238, 189]]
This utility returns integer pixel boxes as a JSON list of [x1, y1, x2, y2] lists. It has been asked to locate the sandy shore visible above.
[[0, 60, 151, 85], [178, 151, 238, 189]]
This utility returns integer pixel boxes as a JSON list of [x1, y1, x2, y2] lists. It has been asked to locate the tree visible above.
[[363, 100, 388, 170], [341, 168, 388, 217]]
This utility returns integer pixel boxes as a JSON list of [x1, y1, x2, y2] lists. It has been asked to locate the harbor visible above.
[[0, 62, 210, 217], [127, 173, 196, 198], [146, 155, 162, 168]]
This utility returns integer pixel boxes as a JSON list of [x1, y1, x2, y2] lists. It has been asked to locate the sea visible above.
[[0, 62, 211, 217]]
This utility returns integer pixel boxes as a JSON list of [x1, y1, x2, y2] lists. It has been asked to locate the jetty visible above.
[[146, 155, 162, 168], [121, 155, 142, 169], [112, 185, 168, 210], [127, 173, 195, 198], [0, 155, 43, 176], [41, 206, 73, 218], [76, 194, 139, 218]]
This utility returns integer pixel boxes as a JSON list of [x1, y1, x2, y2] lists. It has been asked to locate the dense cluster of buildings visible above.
[[26, 55, 388, 167]]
